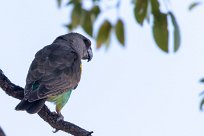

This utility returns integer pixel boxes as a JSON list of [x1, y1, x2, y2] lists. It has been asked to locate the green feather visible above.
[[32, 81, 39, 90], [47, 89, 72, 112]]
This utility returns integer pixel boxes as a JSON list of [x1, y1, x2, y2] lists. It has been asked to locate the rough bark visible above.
[[0, 126, 6, 136], [0, 69, 93, 136]]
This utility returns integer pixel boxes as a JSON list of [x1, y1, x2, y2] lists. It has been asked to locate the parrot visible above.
[[15, 32, 93, 120]]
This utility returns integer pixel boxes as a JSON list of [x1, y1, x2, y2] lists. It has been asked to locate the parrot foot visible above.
[[51, 111, 64, 122], [56, 113, 64, 122]]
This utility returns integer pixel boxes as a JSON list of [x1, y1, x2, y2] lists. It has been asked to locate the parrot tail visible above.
[[15, 99, 46, 114]]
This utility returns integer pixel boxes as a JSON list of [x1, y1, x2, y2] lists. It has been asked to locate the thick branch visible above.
[[0, 69, 93, 136], [0, 126, 6, 136]]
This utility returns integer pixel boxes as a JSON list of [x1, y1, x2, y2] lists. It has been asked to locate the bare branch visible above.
[[0, 126, 6, 136], [0, 69, 93, 136]]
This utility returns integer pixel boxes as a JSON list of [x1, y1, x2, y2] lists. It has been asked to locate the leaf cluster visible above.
[[133, 0, 180, 52], [57, 0, 181, 52]]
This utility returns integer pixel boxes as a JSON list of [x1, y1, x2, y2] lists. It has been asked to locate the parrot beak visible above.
[[87, 47, 93, 62], [82, 47, 92, 62]]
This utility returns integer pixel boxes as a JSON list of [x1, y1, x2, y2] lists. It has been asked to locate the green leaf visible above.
[[150, 0, 160, 14], [67, 0, 81, 5], [70, 4, 82, 29], [189, 2, 202, 11], [90, 5, 101, 21], [152, 12, 169, 52], [65, 23, 73, 30], [134, 0, 148, 25], [92, 0, 100, 2], [105, 32, 111, 50], [96, 20, 112, 49], [115, 19, 125, 46], [57, 0, 62, 8], [200, 98, 204, 111], [81, 10, 93, 37], [200, 78, 204, 83], [66, 0, 74, 6], [168, 12, 181, 52]]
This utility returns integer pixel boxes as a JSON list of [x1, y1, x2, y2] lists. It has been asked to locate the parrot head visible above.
[[53, 32, 93, 62]]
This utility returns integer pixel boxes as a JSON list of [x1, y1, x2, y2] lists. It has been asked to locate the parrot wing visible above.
[[25, 44, 81, 102]]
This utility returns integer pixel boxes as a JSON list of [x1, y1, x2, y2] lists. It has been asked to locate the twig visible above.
[[0, 69, 93, 136], [0, 126, 6, 136]]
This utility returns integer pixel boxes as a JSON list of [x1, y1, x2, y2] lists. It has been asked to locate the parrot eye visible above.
[[83, 39, 91, 48]]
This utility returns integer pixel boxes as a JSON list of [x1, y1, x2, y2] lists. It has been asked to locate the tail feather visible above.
[[15, 99, 30, 111], [26, 99, 46, 114], [15, 99, 46, 114]]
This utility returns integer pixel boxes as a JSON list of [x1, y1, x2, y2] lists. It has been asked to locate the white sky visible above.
[[1, 0, 204, 136]]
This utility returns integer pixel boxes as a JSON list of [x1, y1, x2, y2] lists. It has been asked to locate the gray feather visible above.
[[16, 32, 92, 114]]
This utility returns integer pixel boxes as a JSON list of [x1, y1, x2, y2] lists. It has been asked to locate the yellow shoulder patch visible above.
[[80, 64, 82, 73]]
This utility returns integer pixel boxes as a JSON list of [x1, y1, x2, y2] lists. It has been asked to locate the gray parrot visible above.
[[15, 32, 93, 119]]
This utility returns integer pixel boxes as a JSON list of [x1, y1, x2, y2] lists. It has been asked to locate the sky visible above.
[[1, 0, 204, 136]]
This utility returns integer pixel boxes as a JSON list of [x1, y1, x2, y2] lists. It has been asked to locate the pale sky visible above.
[[1, 0, 204, 136]]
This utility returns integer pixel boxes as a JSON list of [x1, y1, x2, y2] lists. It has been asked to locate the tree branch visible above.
[[0, 126, 6, 136], [0, 69, 93, 136]]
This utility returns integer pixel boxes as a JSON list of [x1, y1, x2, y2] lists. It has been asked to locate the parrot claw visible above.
[[56, 112, 64, 122], [56, 114, 64, 122], [51, 111, 64, 122]]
